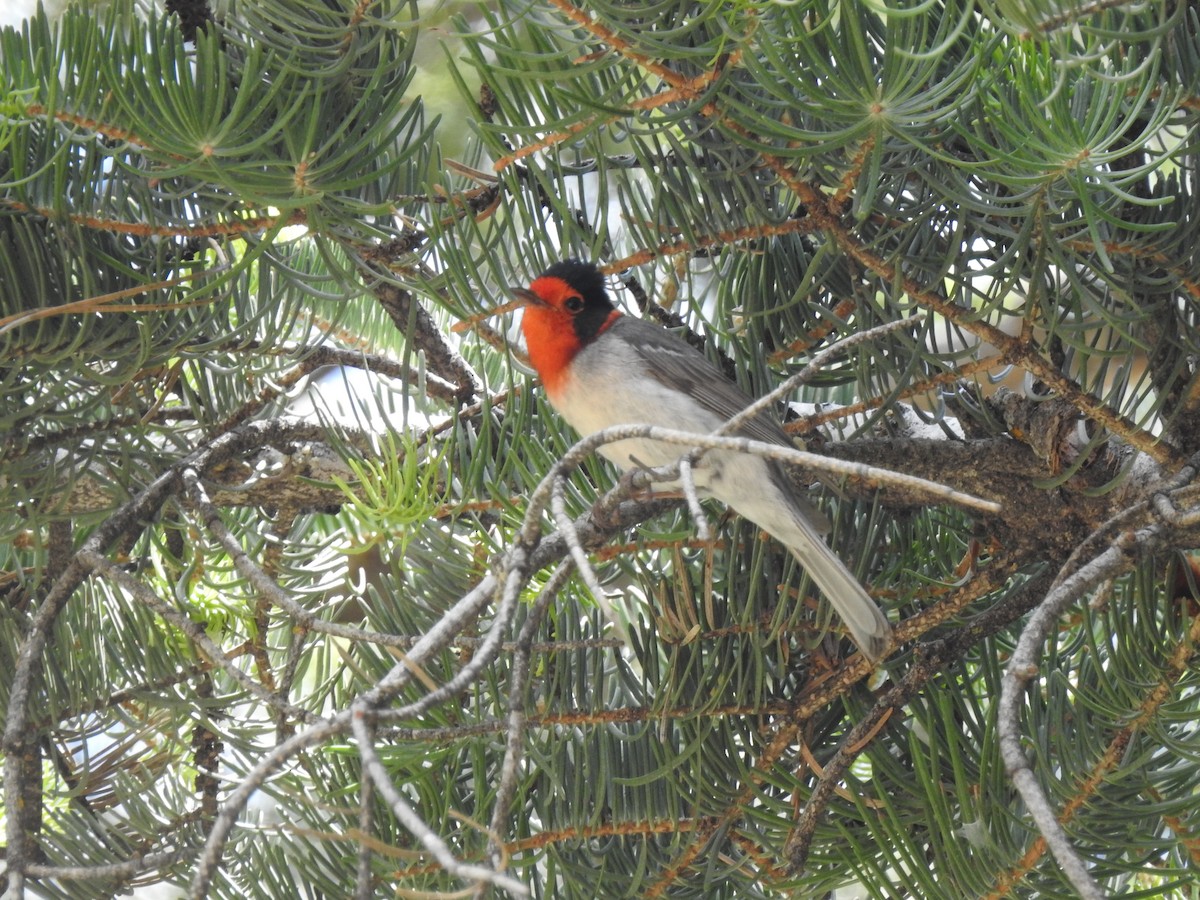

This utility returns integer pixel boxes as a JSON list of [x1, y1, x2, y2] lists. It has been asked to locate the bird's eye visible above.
[[564, 295, 584, 312]]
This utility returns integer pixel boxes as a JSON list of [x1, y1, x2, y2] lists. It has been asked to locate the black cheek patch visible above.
[[573, 305, 617, 344]]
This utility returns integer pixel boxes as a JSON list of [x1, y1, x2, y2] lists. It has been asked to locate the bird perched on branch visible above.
[[512, 259, 892, 662]]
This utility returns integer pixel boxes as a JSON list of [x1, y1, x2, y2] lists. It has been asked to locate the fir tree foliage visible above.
[[2, 0, 1200, 897]]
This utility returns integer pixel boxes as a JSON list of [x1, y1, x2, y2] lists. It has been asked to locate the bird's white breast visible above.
[[550, 333, 733, 481]]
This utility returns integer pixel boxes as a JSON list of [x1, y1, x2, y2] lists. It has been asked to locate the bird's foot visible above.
[[591, 468, 674, 528]]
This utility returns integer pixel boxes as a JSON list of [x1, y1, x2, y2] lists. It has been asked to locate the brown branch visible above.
[[644, 715, 801, 897], [784, 668, 912, 872], [789, 355, 1001, 434], [492, 54, 737, 171], [0, 268, 225, 336], [369, 280, 480, 403], [768, 297, 857, 365], [783, 177, 1179, 467], [387, 817, 719, 882], [831, 133, 877, 210], [606, 217, 816, 272], [493, 119, 596, 170], [494, 0, 743, 171], [543, 0, 705, 89], [0, 196, 301, 239], [22, 103, 173, 156]]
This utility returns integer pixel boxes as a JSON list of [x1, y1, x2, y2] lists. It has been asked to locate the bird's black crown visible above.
[[541, 259, 612, 308]]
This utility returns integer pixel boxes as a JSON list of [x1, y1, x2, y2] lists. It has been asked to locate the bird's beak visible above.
[[509, 286, 546, 308]]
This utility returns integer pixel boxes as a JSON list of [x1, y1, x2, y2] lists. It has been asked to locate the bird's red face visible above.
[[515, 261, 620, 395]]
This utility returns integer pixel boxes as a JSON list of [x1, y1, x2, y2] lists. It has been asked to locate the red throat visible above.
[[521, 302, 581, 397]]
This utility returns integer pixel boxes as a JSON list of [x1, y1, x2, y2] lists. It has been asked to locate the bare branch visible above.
[[350, 711, 529, 897], [544, 424, 1003, 516], [486, 562, 575, 868], [998, 451, 1200, 899]]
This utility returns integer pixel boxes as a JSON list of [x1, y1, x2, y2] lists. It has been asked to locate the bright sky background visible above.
[[1, 1, 39, 29]]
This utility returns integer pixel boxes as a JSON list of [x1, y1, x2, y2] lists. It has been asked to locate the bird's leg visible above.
[[624, 455, 684, 501], [588, 467, 651, 528], [589, 464, 675, 529]]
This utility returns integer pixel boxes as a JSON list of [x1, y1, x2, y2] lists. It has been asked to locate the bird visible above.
[[512, 259, 892, 661]]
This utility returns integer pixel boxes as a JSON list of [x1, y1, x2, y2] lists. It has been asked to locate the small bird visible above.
[[513, 260, 892, 661]]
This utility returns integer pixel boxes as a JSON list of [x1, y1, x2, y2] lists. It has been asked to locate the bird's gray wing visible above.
[[608, 316, 796, 448], [609, 316, 832, 532]]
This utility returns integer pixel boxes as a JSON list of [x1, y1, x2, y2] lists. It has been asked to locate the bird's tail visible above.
[[780, 515, 892, 662], [705, 453, 892, 660], [727, 485, 892, 661]]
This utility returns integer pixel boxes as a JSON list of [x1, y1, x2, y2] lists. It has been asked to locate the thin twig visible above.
[[371, 564, 527, 722], [355, 753, 376, 900], [81, 552, 322, 725], [549, 476, 608, 602], [190, 573, 504, 896], [784, 646, 943, 873], [190, 716, 349, 897], [485, 562, 575, 873], [350, 711, 529, 897], [716, 313, 923, 443], [677, 455, 711, 540], [25, 848, 192, 883], [0, 269, 226, 336], [369, 280, 480, 403]]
